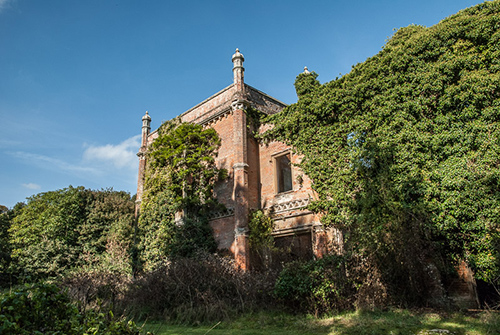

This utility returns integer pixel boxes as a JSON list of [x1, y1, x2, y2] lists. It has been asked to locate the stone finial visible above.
[[232, 48, 245, 88], [142, 111, 151, 129], [303, 66, 310, 74], [141, 111, 151, 148], [232, 48, 245, 66]]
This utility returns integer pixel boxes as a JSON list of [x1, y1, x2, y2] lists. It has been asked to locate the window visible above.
[[275, 153, 293, 193]]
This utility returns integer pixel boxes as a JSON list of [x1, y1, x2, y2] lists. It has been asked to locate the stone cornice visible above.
[[231, 99, 249, 111], [271, 223, 314, 237], [136, 150, 146, 159], [179, 84, 234, 120], [267, 197, 310, 214], [246, 85, 288, 109], [207, 207, 235, 220], [232, 162, 249, 170], [198, 106, 233, 127]]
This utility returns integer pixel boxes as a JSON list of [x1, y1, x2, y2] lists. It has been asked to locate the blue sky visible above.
[[0, 0, 485, 208]]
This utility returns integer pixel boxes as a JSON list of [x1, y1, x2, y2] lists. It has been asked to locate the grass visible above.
[[141, 309, 500, 335]]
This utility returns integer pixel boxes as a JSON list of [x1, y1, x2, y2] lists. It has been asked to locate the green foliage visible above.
[[245, 106, 267, 132], [248, 210, 275, 269], [248, 210, 274, 249], [8, 187, 135, 281], [0, 282, 144, 334], [0, 215, 10, 279], [265, 1, 500, 290], [274, 255, 357, 314], [294, 71, 320, 98], [0, 204, 23, 284], [139, 121, 221, 270]]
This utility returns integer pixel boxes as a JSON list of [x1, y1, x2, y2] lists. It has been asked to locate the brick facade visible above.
[[136, 49, 338, 269]]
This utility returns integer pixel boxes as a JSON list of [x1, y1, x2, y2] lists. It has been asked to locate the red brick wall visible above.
[[209, 216, 235, 250], [211, 114, 236, 209], [139, 80, 332, 264]]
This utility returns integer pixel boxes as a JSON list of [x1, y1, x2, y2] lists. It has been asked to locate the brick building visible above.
[[136, 49, 339, 269]]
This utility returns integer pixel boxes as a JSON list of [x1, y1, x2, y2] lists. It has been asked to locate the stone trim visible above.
[[231, 99, 249, 111], [179, 84, 234, 119], [246, 85, 288, 109], [199, 107, 233, 127], [272, 223, 313, 237], [233, 162, 249, 170], [268, 197, 310, 214], [208, 207, 235, 220]]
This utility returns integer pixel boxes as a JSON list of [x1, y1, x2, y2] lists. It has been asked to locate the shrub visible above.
[[61, 270, 132, 312], [122, 252, 277, 324], [0, 282, 144, 334], [274, 255, 358, 314]]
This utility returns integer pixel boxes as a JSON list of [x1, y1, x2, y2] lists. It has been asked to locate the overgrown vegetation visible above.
[[117, 253, 277, 323], [264, 0, 500, 304], [2, 2, 500, 332], [4, 186, 135, 282], [274, 255, 356, 314], [0, 282, 143, 334], [138, 120, 222, 270], [248, 210, 275, 268]]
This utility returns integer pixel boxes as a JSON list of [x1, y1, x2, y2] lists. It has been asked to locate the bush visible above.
[[62, 270, 132, 312], [122, 252, 278, 324], [274, 255, 358, 314], [0, 282, 144, 334]]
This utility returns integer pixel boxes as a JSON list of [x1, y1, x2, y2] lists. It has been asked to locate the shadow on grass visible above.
[[321, 309, 500, 335], [142, 309, 500, 335]]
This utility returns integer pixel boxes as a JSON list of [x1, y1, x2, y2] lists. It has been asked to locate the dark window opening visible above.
[[276, 153, 292, 193], [274, 232, 313, 261]]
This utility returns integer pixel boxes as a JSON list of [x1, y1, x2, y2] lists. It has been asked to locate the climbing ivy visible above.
[[248, 210, 274, 250], [265, 1, 500, 289], [245, 105, 267, 132], [139, 120, 222, 270]]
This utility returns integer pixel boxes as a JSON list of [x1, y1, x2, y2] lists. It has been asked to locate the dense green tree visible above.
[[265, 1, 500, 298], [139, 121, 221, 270], [78, 189, 136, 274], [8, 187, 135, 280], [0, 203, 24, 284]]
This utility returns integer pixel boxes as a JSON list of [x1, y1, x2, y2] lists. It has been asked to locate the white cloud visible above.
[[7, 136, 140, 193], [10, 151, 100, 175], [83, 135, 141, 170], [22, 183, 41, 190], [0, 0, 12, 13]]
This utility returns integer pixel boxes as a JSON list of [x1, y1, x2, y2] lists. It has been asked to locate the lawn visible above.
[[141, 309, 500, 335]]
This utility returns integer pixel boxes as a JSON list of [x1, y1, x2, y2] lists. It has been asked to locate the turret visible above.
[[141, 111, 151, 147], [136, 111, 151, 217], [232, 48, 245, 92]]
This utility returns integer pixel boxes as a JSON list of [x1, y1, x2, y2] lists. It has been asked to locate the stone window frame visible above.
[[272, 150, 294, 194]]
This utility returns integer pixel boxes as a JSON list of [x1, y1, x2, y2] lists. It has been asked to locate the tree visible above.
[[0, 203, 24, 285], [265, 1, 500, 300], [139, 121, 221, 270], [8, 187, 135, 280]]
